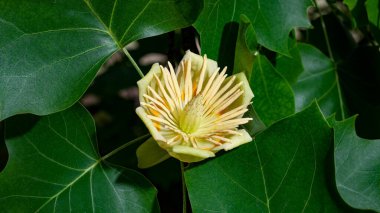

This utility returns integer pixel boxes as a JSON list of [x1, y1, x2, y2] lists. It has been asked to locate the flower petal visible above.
[[136, 106, 166, 143], [180, 50, 218, 76], [136, 137, 171, 169], [170, 145, 215, 162], [136, 63, 161, 103], [225, 72, 254, 114], [213, 129, 252, 151], [135, 51, 254, 167]]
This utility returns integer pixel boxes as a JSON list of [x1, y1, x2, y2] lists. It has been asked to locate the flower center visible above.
[[178, 95, 204, 134]]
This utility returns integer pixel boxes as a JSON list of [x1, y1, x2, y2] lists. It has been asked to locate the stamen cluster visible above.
[[136, 51, 254, 163]]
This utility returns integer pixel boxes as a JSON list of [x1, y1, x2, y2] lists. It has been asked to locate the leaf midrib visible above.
[[35, 160, 100, 212], [254, 141, 271, 212], [31, 133, 150, 212]]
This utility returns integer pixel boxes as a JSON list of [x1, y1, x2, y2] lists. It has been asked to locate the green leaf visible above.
[[194, 0, 311, 59], [345, 0, 368, 28], [358, 0, 379, 28], [185, 102, 340, 212], [275, 39, 304, 84], [344, 0, 357, 10], [0, 104, 158, 212], [0, 0, 201, 120], [250, 54, 295, 126], [291, 43, 347, 120], [333, 116, 380, 211]]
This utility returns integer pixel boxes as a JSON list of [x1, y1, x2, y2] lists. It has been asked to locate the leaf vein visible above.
[[100, 164, 124, 211], [254, 141, 271, 212], [109, 0, 118, 29], [120, 0, 153, 43], [33, 162, 99, 212], [45, 120, 97, 161], [24, 136, 85, 171], [301, 125, 317, 212], [90, 169, 95, 212], [269, 140, 301, 200], [216, 161, 267, 206]]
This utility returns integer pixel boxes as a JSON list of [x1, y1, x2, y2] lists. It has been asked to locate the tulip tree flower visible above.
[[136, 50, 254, 168]]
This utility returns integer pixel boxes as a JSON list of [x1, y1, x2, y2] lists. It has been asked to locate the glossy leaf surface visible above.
[[185, 103, 340, 212], [277, 43, 347, 120], [250, 54, 294, 126], [0, 0, 200, 120], [194, 0, 311, 59], [0, 104, 158, 212]]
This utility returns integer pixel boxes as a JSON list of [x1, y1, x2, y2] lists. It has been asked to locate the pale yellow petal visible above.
[[136, 63, 161, 102], [170, 145, 215, 162], [137, 137, 171, 169]]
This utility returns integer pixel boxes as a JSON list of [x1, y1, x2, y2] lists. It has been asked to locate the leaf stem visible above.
[[102, 133, 150, 160], [335, 71, 346, 119], [122, 46, 145, 78], [180, 162, 187, 213], [313, 0, 334, 62], [313, 0, 346, 119]]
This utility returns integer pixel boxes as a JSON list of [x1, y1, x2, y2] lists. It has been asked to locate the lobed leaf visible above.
[[0, 104, 158, 212], [185, 102, 340, 212], [333, 116, 380, 211], [194, 0, 311, 60], [277, 43, 347, 120], [0, 0, 201, 120]]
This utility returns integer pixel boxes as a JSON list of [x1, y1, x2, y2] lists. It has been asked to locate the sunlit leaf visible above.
[[0, 0, 201, 120], [333, 116, 380, 211], [0, 104, 158, 212], [185, 102, 340, 212]]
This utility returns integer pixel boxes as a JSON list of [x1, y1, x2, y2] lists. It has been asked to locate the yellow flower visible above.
[[136, 50, 254, 168]]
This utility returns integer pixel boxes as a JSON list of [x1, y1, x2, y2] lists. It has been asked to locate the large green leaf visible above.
[[334, 116, 380, 211], [194, 0, 311, 59], [250, 54, 295, 126], [185, 102, 340, 212], [0, 104, 158, 212], [0, 0, 201, 120], [280, 43, 347, 120]]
